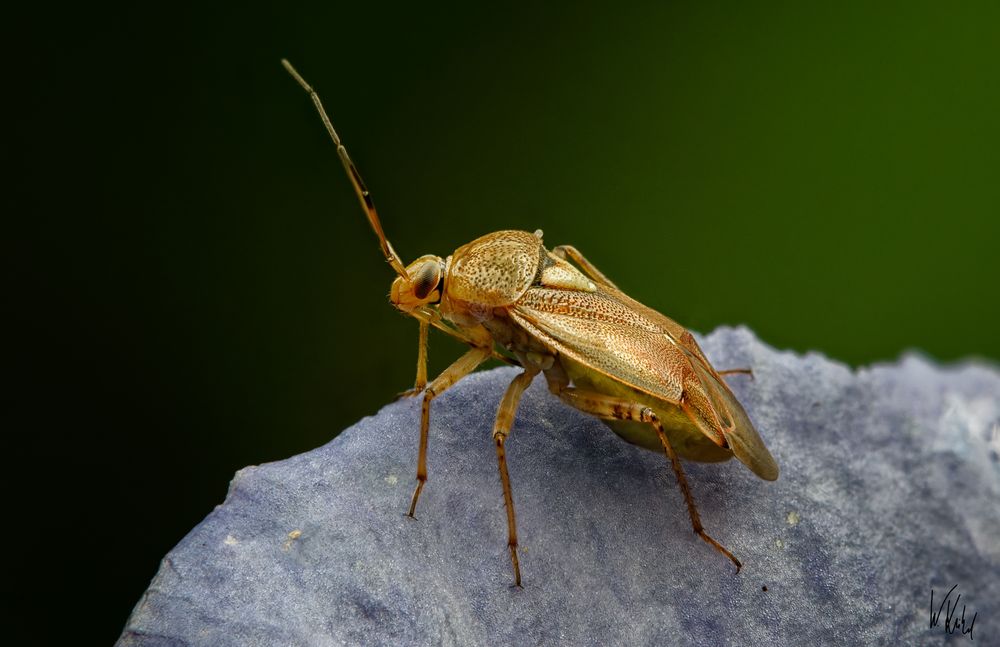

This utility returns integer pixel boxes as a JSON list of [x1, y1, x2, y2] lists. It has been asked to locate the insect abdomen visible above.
[[560, 355, 734, 462]]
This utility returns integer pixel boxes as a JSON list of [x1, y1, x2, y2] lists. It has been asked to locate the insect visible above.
[[282, 60, 779, 586]]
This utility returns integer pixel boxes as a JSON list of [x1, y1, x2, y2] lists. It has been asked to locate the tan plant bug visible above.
[[283, 60, 779, 586]]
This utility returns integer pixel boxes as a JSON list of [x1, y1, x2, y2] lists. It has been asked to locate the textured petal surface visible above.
[[118, 327, 1000, 647]]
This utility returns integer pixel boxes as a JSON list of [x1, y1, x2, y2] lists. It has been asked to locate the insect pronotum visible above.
[[282, 59, 779, 586]]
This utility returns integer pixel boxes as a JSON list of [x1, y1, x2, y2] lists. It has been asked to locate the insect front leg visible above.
[[412, 307, 521, 367], [408, 344, 492, 518], [718, 368, 754, 380], [545, 375, 742, 573], [396, 321, 429, 399], [491, 367, 540, 587], [551, 244, 620, 290]]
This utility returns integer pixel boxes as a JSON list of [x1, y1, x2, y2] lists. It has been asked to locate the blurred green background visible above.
[[10, 1, 999, 643]]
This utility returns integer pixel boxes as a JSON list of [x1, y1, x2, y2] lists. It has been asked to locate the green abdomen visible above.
[[561, 357, 732, 463]]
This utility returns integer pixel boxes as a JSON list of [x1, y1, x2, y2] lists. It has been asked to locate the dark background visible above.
[[9, 1, 999, 643]]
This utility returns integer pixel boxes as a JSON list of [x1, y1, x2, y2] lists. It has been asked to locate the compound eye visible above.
[[411, 262, 441, 301]]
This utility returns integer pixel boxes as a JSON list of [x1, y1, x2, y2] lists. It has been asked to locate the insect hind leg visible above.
[[718, 367, 754, 380], [551, 245, 620, 290], [549, 383, 742, 573]]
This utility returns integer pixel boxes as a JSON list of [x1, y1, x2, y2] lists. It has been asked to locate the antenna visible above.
[[282, 59, 409, 279]]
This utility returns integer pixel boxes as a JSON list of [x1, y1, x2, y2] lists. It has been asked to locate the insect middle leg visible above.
[[407, 345, 492, 517], [546, 375, 742, 572], [490, 367, 540, 587]]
